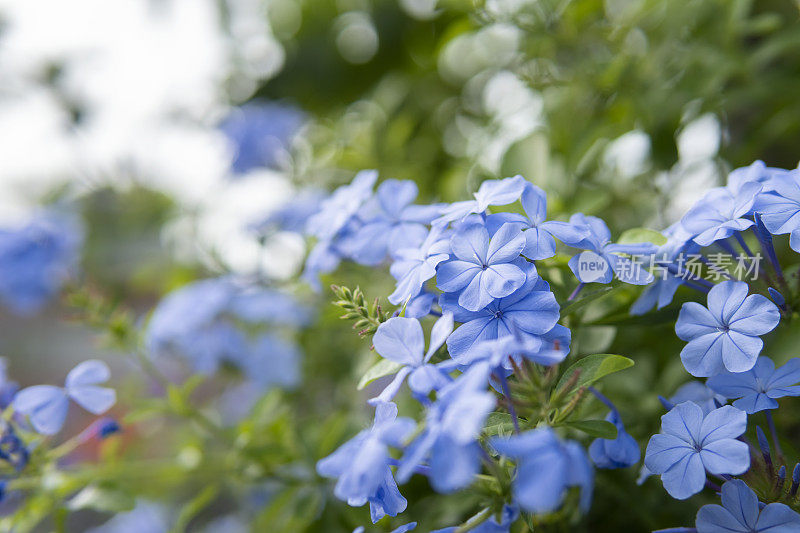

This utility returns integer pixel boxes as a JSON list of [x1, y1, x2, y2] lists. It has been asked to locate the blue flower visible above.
[[435, 176, 527, 224], [489, 183, 588, 260], [563, 214, 656, 285], [442, 264, 560, 362], [631, 223, 700, 315], [370, 313, 454, 404], [306, 170, 378, 243], [251, 188, 325, 234], [0, 212, 83, 316], [464, 323, 570, 370], [146, 278, 308, 385], [753, 170, 800, 252], [0, 423, 29, 471], [437, 222, 527, 311], [668, 381, 726, 415], [680, 182, 762, 246], [220, 102, 305, 173], [644, 402, 749, 500], [397, 363, 495, 493], [490, 427, 593, 514], [12, 360, 116, 435], [675, 281, 780, 377], [707, 357, 800, 414], [431, 505, 518, 533], [696, 479, 800, 533], [589, 410, 640, 469], [727, 160, 794, 193], [341, 180, 442, 266], [317, 402, 415, 521], [388, 225, 450, 306]]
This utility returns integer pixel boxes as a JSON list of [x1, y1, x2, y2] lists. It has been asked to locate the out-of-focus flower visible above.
[[490, 427, 593, 513], [696, 479, 800, 533], [12, 360, 116, 435], [341, 180, 442, 266], [146, 277, 308, 387], [317, 402, 415, 523], [675, 281, 780, 377], [220, 102, 305, 174], [645, 402, 749, 500], [0, 212, 83, 316], [398, 363, 495, 493], [707, 357, 800, 414], [667, 381, 725, 415], [589, 410, 640, 469]]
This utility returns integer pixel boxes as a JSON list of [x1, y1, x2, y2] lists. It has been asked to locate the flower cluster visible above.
[[309, 162, 800, 531], [311, 174, 658, 530]]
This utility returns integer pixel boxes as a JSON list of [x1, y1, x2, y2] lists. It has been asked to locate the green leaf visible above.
[[171, 485, 219, 533], [483, 412, 515, 436], [554, 354, 634, 396], [560, 284, 620, 317], [357, 359, 404, 390], [617, 228, 667, 246], [68, 485, 135, 513], [564, 419, 618, 439]]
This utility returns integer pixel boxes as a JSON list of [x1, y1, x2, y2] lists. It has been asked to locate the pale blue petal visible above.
[[68, 385, 116, 414], [699, 439, 750, 475], [373, 317, 425, 366], [65, 360, 111, 388]]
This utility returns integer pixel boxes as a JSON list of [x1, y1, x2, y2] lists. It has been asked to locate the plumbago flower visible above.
[[680, 181, 762, 246], [675, 281, 780, 377], [388, 225, 450, 307], [317, 402, 415, 523], [146, 277, 309, 388], [631, 222, 700, 315], [589, 410, 640, 470], [645, 402, 749, 499], [486, 182, 588, 260], [563, 213, 657, 285], [490, 427, 593, 513], [753, 169, 800, 252], [12, 360, 116, 435], [370, 313, 454, 404], [435, 175, 527, 224], [695, 479, 800, 533], [667, 381, 726, 415], [441, 264, 560, 361], [342, 179, 443, 266], [0, 212, 83, 316], [397, 363, 495, 493], [219, 102, 305, 174], [436, 222, 527, 311], [707, 357, 800, 414]]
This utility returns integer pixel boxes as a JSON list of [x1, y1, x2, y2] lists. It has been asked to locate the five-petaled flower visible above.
[[696, 479, 800, 533], [437, 222, 527, 312], [370, 313, 454, 404], [645, 402, 749, 500], [490, 427, 593, 513], [675, 281, 780, 377], [707, 357, 800, 414]]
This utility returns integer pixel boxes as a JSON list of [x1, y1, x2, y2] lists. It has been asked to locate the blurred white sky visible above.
[[0, 0, 303, 278]]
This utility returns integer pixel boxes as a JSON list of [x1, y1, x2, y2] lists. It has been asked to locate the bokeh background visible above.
[[2, 0, 800, 531]]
